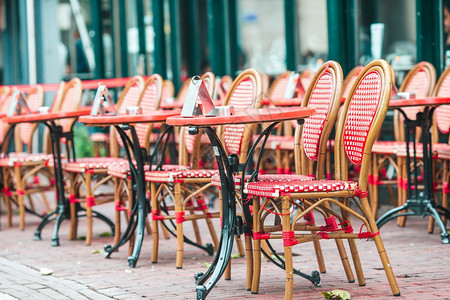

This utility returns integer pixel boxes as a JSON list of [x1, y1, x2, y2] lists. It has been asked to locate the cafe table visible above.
[[79, 110, 181, 267], [166, 106, 316, 299], [376, 96, 450, 243], [3, 108, 115, 246]]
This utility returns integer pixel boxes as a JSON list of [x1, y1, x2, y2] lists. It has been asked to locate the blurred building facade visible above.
[[0, 0, 444, 92]]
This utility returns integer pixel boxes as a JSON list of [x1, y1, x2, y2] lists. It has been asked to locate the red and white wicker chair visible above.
[[1, 80, 83, 230], [63, 75, 147, 245], [369, 61, 436, 220], [147, 69, 263, 269], [240, 61, 357, 294], [244, 60, 400, 299]]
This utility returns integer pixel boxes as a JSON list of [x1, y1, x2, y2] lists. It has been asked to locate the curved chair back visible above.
[[336, 59, 392, 187], [268, 71, 292, 99], [221, 69, 262, 163], [162, 79, 175, 102], [0, 87, 14, 146], [342, 65, 363, 99], [433, 66, 450, 137], [136, 74, 164, 148], [49, 81, 66, 113], [17, 85, 44, 151], [297, 61, 343, 177], [56, 78, 83, 132], [116, 76, 145, 114], [215, 75, 233, 103], [397, 61, 436, 121], [179, 72, 216, 166], [110, 76, 145, 156]]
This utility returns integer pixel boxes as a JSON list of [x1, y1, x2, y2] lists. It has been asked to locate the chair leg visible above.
[[14, 166, 26, 230], [68, 174, 78, 240], [199, 199, 219, 249], [442, 161, 449, 226], [251, 196, 262, 294], [151, 182, 160, 264], [244, 234, 253, 291], [113, 178, 121, 247], [3, 168, 13, 227], [174, 183, 184, 269], [224, 260, 231, 280], [85, 173, 93, 246], [282, 197, 294, 300], [397, 157, 407, 227], [235, 235, 245, 257], [187, 200, 203, 246], [361, 196, 400, 296], [339, 204, 365, 285], [335, 239, 355, 283]]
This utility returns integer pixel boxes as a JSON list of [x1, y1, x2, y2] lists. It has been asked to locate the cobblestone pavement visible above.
[[1, 202, 450, 299]]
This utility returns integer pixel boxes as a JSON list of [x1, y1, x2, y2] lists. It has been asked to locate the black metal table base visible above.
[[33, 202, 115, 246], [376, 107, 450, 244], [376, 199, 450, 244]]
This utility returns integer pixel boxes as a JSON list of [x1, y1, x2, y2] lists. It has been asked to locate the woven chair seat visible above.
[[0, 152, 53, 167], [90, 132, 109, 143], [107, 160, 189, 179], [211, 173, 314, 189], [145, 169, 218, 183], [245, 178, 358, 198], [371, 141, 404, 155], [435, 144, 450, 160], [251, 135, 294, 150], [63, 157, 126, 173], [395, 142, 442, 159]]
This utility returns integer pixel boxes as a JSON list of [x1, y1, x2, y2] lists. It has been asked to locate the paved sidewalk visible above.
[[1, 203, 450, 299]]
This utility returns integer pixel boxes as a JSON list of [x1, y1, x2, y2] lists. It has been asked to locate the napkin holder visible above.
[[8, 90, 31, 117], [181, 76, 217, 117], [393, 92, 415, 100], [283, 72, 306, 99], [91, 85, 116, 116]]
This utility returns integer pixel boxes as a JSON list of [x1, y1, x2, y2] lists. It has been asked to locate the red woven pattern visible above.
[[90, 132, 108, 142], [211, 173, 314, 188], [0, 153, 53, 167], [270, 76, 289, 99], [301, 76, 312, 91], [302, 72, 333, 161], [396, 142, 441, 159], [437, 145, 450, 160], [116, 84, 142, 147], [0, 95, 13, 143], [371, 140, 403, 155], [184, 128, 197, 154], [63, 157, 124, 173], [245, 179, 358, 198], [145, 169, 218, 183], [107, 159, 188, 179], [224, 79, 255, 154], [343, 71, 381, 165], [135, 81, 160, 146], [162, 85, 171, 102], [117, 85, 142, 114], [19, 92, 42, 146], [436, 105, 450, 134], [59, 86, 80, 132], [403, 71, 430, 120]]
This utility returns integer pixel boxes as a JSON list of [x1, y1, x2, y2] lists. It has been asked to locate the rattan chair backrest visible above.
[[267, 71, 292, 99], [296, 61, 343, 178], [335, 60, 392, 185], [135, 74, 164, 148], [433, 66, 450, 135], [17, 85, 44, 150], [222, 69, 262, 163]]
